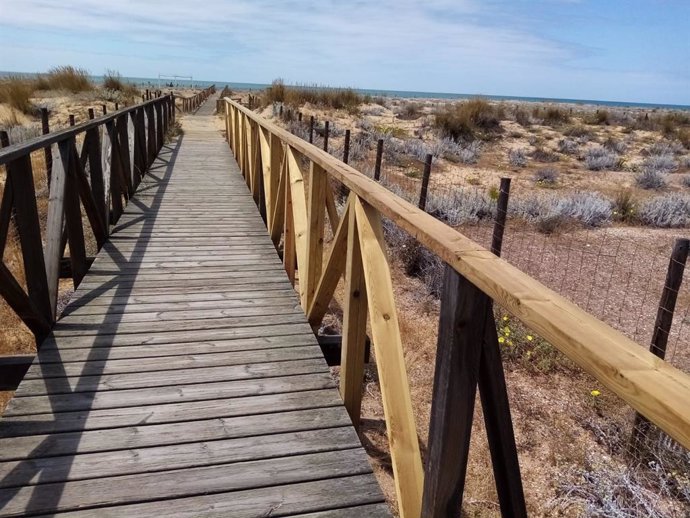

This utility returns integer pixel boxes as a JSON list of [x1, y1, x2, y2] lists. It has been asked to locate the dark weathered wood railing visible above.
[[221, 97, 690, 518], [0, 94, 175, 343], [178, 85, 216, 113]]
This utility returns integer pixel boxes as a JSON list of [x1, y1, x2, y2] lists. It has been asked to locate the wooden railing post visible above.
[[40, 108, 52, 188], [156, 101, 164, 152], [309, 116, 314, 144], [340, 198, 367, 428], [0, 132, 53, 333], [491, 177, 511, 256], [146, 104, 156, 167], [422, 264, 526, 518], [305, 162, 327, 309]]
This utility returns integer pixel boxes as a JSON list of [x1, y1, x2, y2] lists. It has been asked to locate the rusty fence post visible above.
[[630, 237, 690, 454], [491, 178, 512, 257], [374, 138, 384, 181], [418, 153, 433, 211]]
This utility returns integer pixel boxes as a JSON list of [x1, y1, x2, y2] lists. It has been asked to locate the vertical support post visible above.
[[69, 115, 75, 126], [343, 129, 351, 164], [630, 238, 690, 452], [491, 178, 511, 257], [340, 200, 367, 428], [298, 112, 303, 122], [102, 105, 107, 115], [40, 108, 53, 189], [115, 102, 119, 111], [650, 237, 690, 358], [305, 163, 327, 309], [422, 264, 526, 518], [418, 153, 432, 211], [88, 108, 94, 120], [309, 116, 315, 144], [156, 101, 164, 152], [323, 121, 329, 152], [374, 138, 384, 181]]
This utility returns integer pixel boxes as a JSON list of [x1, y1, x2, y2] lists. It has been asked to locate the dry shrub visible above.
[[43, 66, 93, 93], [542, 106, 571, 126], [0, 77, 35, 114], [585, 109, 611, 125], [102, 70, 139, 102], [434, 98, 501, 142], [397, 102, 421, 120], [263, 78, 367, 112]]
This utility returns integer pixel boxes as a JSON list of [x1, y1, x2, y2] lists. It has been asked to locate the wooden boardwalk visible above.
[[0, 94, 390, 517]]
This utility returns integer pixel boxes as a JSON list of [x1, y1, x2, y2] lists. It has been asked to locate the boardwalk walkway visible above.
[[0, 94, 390, 517]]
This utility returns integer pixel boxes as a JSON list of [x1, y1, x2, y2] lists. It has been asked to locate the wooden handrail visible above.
[[221, 96, 690, 516], [0, 94, 175, 342], [177, 85, 215, 113], [0, 96, 172, 166]]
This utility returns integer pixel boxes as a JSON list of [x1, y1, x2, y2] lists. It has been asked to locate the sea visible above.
[[2, 71, 689, 111]]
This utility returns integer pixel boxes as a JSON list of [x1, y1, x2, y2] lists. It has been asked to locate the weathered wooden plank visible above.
[[49, 475, 387, 518], [0, 449, 372, 516], [2, 376, 337, 435], [34, 334, 316, 363], [23, 345, 321, 379], [0, 427, 361, 488], [0, 406, 351, 461], [6, 359, 330, 399], [41, 322, 315, 349]]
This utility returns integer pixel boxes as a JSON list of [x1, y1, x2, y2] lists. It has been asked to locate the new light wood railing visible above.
[[221, 97, 690, 518], [0, 94, 175, 342]]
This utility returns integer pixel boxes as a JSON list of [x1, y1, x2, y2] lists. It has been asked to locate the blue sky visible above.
[[0, 0, 688, 104]]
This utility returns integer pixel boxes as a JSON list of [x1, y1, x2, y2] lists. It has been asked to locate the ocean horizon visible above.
[[2, 71, 688, 111]]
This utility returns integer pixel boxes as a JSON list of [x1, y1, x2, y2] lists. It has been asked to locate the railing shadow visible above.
[[0, 135, 183, 514]]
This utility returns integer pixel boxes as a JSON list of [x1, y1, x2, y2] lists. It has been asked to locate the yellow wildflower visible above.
[[590, 389, 601, 397], [502, 316, 509, 321], [498, 337, 505, 344], [526, 335, 533, 341]]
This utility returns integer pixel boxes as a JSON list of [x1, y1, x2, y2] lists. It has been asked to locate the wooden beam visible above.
[[44, 141, 71, 320], [422, 265, 486, 518], [307, 198, 351, 328], [340, 201, 368, 428], [305, 162, 327, 309], [286, 147, 309, 306], [354, 197, 423, 518], [283, 164, 296, 286]]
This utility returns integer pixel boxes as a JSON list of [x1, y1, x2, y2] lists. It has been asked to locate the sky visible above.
[[0, 0, 688, 105]]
